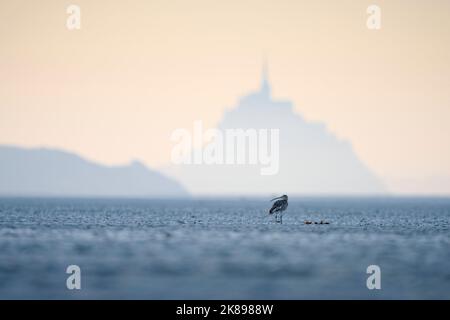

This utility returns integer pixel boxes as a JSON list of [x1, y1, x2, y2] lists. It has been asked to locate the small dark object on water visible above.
[[304, 220, 330, 225]]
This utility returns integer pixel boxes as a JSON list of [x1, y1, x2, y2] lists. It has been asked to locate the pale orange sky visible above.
[[1, 0, 450, 194]]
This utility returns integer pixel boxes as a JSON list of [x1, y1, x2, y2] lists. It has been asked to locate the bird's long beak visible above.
[[270, 196, 282, 202]]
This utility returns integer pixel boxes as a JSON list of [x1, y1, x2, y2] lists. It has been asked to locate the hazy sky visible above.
[[1, 0, 450, 194]]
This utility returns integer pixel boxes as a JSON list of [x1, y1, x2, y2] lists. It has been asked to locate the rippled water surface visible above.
[[0, 197, 449, 299]]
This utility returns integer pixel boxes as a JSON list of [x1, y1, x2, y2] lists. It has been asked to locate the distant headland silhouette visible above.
[[0, 145, 188, 197]]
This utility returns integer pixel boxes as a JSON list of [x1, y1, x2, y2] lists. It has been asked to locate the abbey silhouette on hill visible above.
[[168, 64, 385, 195]]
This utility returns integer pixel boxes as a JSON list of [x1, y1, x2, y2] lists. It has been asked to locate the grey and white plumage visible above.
[[269, 195, 288, 223]]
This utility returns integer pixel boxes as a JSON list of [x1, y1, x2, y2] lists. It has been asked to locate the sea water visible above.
[[0, 197, 449, 299]]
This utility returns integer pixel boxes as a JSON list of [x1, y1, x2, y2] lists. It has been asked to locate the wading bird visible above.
[[269, 195, 288, 224]]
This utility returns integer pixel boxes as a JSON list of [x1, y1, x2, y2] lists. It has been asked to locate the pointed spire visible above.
[[261, 57, 271, 97]]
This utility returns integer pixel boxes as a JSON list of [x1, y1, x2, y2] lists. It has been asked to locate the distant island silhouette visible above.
[[0, 145, 188, 197], [165, 64, 386, 195]]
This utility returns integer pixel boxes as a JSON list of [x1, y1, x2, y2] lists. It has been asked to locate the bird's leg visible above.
[[275, 213, 279, 223], [280, 214, 283, 224]]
